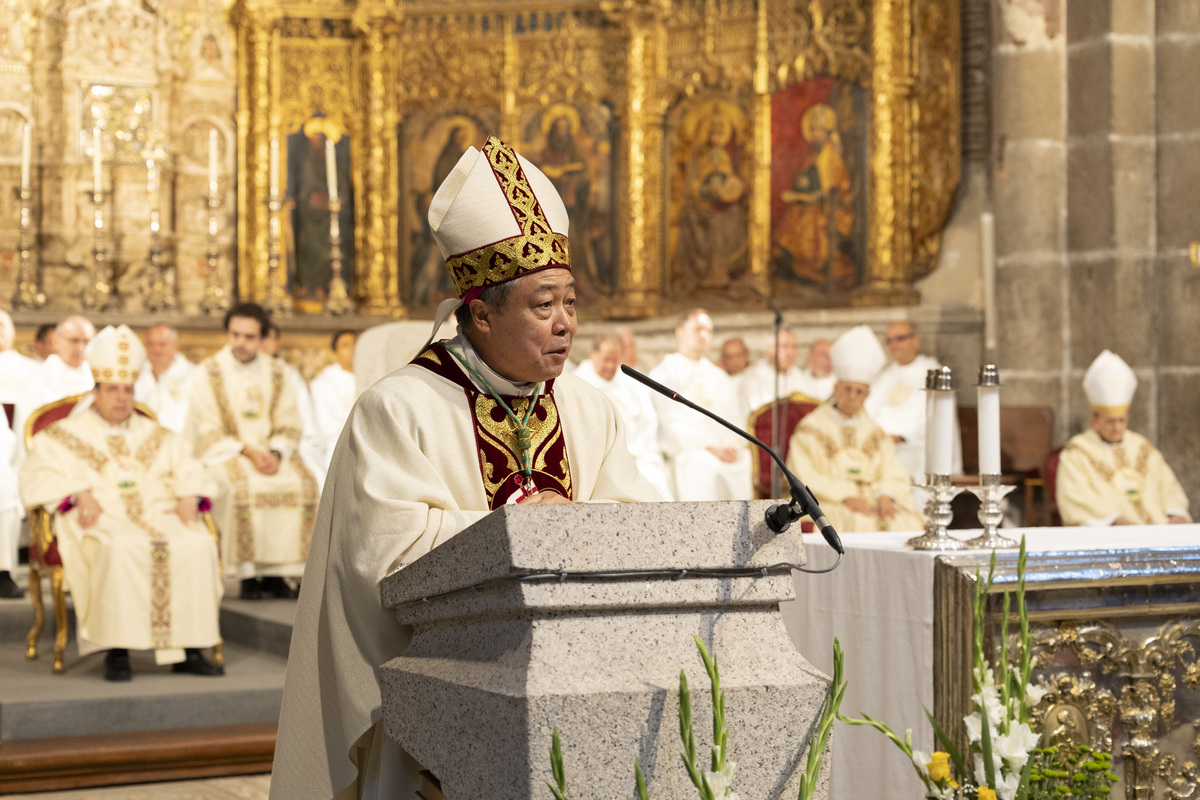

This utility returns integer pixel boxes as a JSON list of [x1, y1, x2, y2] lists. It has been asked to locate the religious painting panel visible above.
[[665, 97, 752, 302], [519, 102, 618, 305], [401, 110, 493, 309], [768, 77, 868, 301]]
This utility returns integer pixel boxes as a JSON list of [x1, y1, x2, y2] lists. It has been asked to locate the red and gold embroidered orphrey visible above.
[[411, 342, 573, 509], [444, 136, 572, 298]]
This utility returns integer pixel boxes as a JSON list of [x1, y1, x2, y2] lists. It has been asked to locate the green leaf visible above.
[[979, 708, 997, 789], [924, 707, 966, 779], [549, 728, 568, 795], [634, 759, 650, 800]]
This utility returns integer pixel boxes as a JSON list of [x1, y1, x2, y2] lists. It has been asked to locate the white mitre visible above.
[[87, 324, 146, 385], [1082, 350, 1137, 412], [830, 325, 887, 385]]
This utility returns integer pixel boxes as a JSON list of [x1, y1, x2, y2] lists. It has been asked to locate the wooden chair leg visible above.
[[213, 639, 224, 667], [51, 565, 67, 674], [25, 563, 43, 661]]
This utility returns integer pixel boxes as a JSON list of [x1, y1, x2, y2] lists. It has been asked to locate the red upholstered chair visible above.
[[23, 393, 222, 673], [3, 402, 13, 430], [747, 392, 821, 501]]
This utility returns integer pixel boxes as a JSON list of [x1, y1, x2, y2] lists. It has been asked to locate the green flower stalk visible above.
[[798, 639, 846, 800], [547, 728, 571, 800]]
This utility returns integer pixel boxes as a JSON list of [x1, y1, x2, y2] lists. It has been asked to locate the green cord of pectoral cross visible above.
[[447, 346, 545, 482]]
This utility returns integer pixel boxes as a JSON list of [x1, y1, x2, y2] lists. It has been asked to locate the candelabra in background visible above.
[[324, 138, 353, 316], [907, 366, 965, 551], [263, 139, 292, 318], [13, 123, 46, 309], [143, 147, 177, 314], [966, 364, 1018, 549], [200, 129, 230, 315], [82, 127, 115, 311]]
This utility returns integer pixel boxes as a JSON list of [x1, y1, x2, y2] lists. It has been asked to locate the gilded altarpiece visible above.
[[234, 0, 959, 318]]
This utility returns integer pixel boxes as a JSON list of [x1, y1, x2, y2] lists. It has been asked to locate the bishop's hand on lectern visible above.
[[270, 136, 660, 800]]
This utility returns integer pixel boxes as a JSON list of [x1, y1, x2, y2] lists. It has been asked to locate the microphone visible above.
[[621, 365, 844, 555]]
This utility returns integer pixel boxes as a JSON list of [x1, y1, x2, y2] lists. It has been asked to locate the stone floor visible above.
[[5, 773, 272, 799]]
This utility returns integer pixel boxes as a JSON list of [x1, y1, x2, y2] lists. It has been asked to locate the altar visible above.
[[783, 526, 1200, 800]]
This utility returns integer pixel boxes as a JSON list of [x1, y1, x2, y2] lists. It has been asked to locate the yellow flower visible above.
[[928, 752, 952, 783], [978, 788, 997, 800]]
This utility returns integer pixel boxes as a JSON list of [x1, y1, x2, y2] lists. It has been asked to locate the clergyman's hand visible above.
[[172, 496, 199, 526], [878, 495, 898, 519], [1113, 516, 1135, 526], [520, 491, 571, 505], [706, 446, 739, 464], [75, 491, 103, 529], [843, 497, 874, 516], [1168, 515, 1189, 525], [243, 447, 279, 475]]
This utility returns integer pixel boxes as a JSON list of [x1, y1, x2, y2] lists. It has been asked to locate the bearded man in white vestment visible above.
[[20, 325, 223, 681], [574, 333, 673, 499], [270, 137, 660, 800], [133, 324, 195, 434], [308, 330, 359, 477], [648, 310, 752, 501], [13, 315, 95, 466], [787, 325, 924, 534], [1057, 350, 1190, 527], [185, 303, 318, 600]]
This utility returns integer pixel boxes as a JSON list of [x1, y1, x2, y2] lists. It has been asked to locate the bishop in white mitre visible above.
[[133, 324, 195, 434], [12, 316, 96, 467], [787, 325, 924, 534], [271, 137, 659, 800], [20, 325, 223, 681], [864, 321, 962, 481], [185, 303, 319, 597], [1057, 350, 1190, 527], [308, 330, 359, 478], [575, 333, 674, 500], [649, 309, 753, 501]]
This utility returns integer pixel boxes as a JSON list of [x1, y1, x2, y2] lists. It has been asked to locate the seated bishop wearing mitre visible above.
[[1056, 350, 1190, 527], [19, 325, 224, 682], [269, 137, 661, 800], [785, 325, 925, 534]]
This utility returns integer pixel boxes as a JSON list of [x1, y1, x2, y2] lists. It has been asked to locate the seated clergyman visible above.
[[1056, 350, 1190, 526], [786, 325, 924, 534], [270, 136, 660, 800], [19, 325, 224, 681]]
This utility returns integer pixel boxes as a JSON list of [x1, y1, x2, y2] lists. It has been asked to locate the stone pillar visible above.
[[379, 501, 831, 800]]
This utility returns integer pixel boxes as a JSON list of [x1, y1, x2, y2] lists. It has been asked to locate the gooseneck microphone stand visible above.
[[622, 365, 844, 556]]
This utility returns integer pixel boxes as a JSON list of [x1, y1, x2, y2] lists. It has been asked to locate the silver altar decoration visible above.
[[12, 183, 45, 309], [325, 194, 353, 316], [82, 183, 115, 311], [200, 177, 230, 315], [264, 194, 292, 318], [965, 365, 1018, 549], [143, 145, 177, 314], [907, 367, 966, 551]]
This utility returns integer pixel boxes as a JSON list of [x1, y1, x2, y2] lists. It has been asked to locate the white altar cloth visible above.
[[782, 525, 1200, 800]]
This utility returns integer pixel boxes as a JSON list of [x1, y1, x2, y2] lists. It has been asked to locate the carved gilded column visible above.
[[606, 0, 667, 318], [355, 4, 402, 316], [857, 0, 919, 306], [747, 0, 771, 297]]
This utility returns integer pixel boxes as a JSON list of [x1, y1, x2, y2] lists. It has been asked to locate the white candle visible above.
[[324, 137, 338, 203], [92, 127, 102, 191], [931, 391, 957, 476], [147, 155, 159, 231], [208, 128, 219, 193], [20, 123, 31, 189], [923, 371, 937, 477], [981, 212, 997, 355], [978, 383, 1001, 475], [269, 139, 280, 198]]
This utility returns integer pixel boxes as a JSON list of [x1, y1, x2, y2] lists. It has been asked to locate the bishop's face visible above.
[[832, 381, 870, 417], [1091, 409, 1129, 444], [469, 269, 577, 384], [93, 383, 134, 425]]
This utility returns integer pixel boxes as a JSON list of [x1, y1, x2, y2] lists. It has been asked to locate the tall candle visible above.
[[925, 367, 956, 476], [20, 123, 31, 189], [923, 370, 937, 477], [269, 139, 280, 198], [92, 127, 102, 191], [324, 137, 338, 203], [208, 128, 219, 193], [977, 365, 1001, 475], [147, 155, 159, 232], [981, 212, 997, 355]]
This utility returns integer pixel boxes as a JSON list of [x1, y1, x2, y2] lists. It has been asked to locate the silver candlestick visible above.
[[12, 184, 45, 309], [906, 473, 966, 551], [325, 195, 353, 316], [264, 191, 292, 318], [200, 183, 230, 315], [964, 474, 1018, 549], [143, 153, 177, 314], [82, 186, 114, 310]]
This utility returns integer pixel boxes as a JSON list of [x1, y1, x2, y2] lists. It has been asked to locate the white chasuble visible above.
[[12, 354, 95, 466], [648, 352, 753, 501], [308, 363, 358, 478], [0, 425, 20, 572], [786, 402, 924, 534], [133, 353, 196, 434], [270, 338, 660, 800], [19, 410, 222, 661], [185, 346, 318, 578], [1056, 429, 1191, 527]]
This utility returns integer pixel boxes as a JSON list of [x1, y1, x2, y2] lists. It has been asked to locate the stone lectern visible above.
[[379, 501, 832, 800]]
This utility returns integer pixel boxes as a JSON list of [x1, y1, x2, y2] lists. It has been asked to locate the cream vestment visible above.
[[12, 354, 94, 465], [185, 346, 318, 578], [865, 354, 963, 481], [786, 402, 924, 534], [133, 354, 196, 434], [19, 409, 222, 661], [0, 425, 20, 573], [648, 352, 753, 501], [270, 335, 660, 800], [737, 360, 810, 427], [1056, 429, 1191, 527], [308, 363, 358, 478]]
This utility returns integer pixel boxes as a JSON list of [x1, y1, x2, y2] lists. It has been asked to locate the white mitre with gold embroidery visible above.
[[87, 324, 146, 385], [830, 325, 887, 385], [1082, 350, 1137, 413]]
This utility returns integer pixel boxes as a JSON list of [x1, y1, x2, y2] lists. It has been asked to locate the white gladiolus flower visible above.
[[703, 761, 737, 798], [996, 723, 1040, 772], [996, 770, 1021, 800], [964, 712, 983, 743], [911, 750, 931, 773], [1025, 683, 1048, 707], [971, 685, 1005, 727]]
